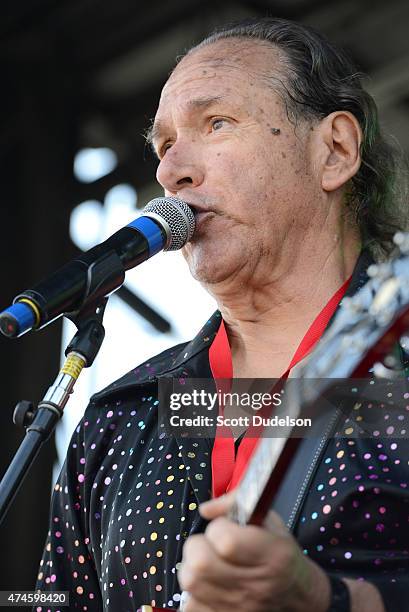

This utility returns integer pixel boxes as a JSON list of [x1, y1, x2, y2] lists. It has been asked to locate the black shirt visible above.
[[36, 253, 409, 611]]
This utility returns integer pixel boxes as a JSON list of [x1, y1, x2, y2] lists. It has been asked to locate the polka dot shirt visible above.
[[36, 254, 409, 611]]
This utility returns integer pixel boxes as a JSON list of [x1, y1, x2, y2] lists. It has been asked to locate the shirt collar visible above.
[[91, 249, 374, 403]]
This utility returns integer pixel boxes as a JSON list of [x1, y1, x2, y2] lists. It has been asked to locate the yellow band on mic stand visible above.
[[61, 353, 86, 380]]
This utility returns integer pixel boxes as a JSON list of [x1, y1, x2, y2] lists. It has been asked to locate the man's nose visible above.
[[156, 142, 204, 194]]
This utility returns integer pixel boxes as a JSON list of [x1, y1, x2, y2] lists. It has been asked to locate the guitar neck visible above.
[[229, 435, 302, 526], [229, 287, 409, 525]]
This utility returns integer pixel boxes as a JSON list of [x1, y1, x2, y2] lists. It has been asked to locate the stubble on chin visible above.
[[181, 243, 215, 284], [182, 238, 252, 288]]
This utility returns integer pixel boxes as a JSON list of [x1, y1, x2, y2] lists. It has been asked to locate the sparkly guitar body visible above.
[[138, 237, 409, 612]]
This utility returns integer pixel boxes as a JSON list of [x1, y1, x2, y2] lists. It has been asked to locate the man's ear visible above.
[[320, 111, 362, 192]]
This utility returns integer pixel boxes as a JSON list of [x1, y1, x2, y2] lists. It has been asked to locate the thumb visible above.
[[199, 491, 236, 520]]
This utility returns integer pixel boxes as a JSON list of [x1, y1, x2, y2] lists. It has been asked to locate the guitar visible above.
[[138, 235, 409, 612]]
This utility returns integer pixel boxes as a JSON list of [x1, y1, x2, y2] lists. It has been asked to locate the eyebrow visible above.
[[145, 95, 224, 151]]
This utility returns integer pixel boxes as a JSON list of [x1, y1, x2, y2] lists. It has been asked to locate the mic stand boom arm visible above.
[[0, 297, 108, 525]]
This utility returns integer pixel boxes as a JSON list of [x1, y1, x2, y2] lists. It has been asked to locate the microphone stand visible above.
[[0, 297, 108, 525]]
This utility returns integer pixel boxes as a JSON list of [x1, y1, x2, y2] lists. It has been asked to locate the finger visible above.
[[199, 492, 236, 519], [205, 516, 288, 567], [180, 533, 249, 592], [262, 509, 289, 536], [178, 535, 241, 611], [180, 528, 304, 610], [180, 533, 237, 583], [179, 562, 244, 609]]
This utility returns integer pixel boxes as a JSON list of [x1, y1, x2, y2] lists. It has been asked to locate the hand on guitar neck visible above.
[[138, 492, 332, 612], [139, 490, 385, 612]]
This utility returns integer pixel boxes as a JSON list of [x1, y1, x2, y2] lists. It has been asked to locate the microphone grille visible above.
[[142, 197, 195, 251]]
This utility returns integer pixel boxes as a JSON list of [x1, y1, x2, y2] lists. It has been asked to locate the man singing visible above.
[[36, 17, 408, 612]]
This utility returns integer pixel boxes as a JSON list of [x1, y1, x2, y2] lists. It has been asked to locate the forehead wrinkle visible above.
[[187, 95, 223, 109]]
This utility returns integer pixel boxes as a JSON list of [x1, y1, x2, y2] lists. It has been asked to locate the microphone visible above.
[[0, 197, 195, 338]]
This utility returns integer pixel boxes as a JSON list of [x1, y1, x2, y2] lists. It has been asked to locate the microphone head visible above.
[[142, 197, 195, 251]]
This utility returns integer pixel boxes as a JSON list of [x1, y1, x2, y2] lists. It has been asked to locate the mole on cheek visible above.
[[270, 128, 281, 135], [281, 152, 286, 159]]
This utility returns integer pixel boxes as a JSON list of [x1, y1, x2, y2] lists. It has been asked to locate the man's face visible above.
[[152, 39, 319, 287]]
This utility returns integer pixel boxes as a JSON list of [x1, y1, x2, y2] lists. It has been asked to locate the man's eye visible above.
[[160, 142, 173, 157], [211, 118, 226, 131]]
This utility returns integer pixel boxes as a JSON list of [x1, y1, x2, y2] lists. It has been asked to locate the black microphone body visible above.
[[0, 198, 194, 338], [19, 226, 156, 325]]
